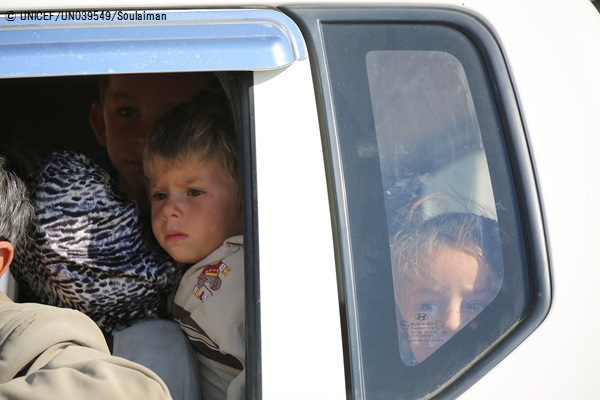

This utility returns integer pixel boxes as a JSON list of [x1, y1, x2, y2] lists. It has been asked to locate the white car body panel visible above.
[[253, 64, 347, 399], [1, 0, 599, 398]]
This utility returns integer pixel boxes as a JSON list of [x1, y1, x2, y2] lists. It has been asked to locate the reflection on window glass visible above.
[[366, 50, 504, 365]]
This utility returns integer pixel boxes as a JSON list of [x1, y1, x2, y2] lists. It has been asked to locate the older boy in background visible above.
[[89, 72, 219, 210]]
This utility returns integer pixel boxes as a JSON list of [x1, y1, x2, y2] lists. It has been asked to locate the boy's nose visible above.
[[444, 307, 462, 332], [162, 198, 182, 219], [133, 124, 152, 146]]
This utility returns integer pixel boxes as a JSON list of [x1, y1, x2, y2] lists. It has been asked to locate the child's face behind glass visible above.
[[148, 156, 243, 264], [397, 245, 496, 364], [90, 73, 216, 206]]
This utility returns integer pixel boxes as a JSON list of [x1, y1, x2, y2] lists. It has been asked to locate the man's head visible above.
[[89, 72, 219, 207], [0, 157, 34, 277]]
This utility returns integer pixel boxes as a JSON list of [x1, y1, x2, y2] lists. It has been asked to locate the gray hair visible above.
[[0, 156, 34, 247]]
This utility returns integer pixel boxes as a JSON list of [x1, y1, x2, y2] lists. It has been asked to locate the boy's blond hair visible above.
[[144, 90, 239, 190], [391, 196, 504, 288]]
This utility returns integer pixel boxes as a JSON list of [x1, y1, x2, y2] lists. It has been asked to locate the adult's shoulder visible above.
[[0, 293, 108, 381]]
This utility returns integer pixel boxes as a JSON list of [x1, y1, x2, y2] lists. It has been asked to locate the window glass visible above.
[[320, 21, 535, 398], [366, 50, 503, 365]]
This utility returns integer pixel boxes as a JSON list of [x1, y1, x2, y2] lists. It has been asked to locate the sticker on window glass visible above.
[[391, 195, 504, 366]]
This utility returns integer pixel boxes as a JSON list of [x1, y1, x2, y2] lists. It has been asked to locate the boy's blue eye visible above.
[[187, 188, 204, 197], [417, 302, 441, 313], [151, 192, 167, 201], [465, 301, 489, 314]]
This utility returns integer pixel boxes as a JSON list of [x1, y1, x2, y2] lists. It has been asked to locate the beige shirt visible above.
[[0, 291, 172, 400], [172, 236, 245, 400]]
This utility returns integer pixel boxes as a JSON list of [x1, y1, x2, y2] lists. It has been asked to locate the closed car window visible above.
[[366, 49, 503, 366], [284, 7, 551, 397]]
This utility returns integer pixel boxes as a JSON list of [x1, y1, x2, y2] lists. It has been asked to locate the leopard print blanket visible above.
[[11, 151, 176, 333]]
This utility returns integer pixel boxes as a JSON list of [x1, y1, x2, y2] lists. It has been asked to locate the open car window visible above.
[[0, 9, 306, 397]]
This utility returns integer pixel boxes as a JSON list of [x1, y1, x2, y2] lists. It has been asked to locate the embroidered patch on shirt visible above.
[[192, 261, 231, 303]]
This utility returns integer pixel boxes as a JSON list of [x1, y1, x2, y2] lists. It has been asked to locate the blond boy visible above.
[[392, 209, 503, 365], [145, 91, 245, 400]]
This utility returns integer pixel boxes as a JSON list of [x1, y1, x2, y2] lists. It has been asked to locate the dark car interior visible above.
[[1, 76, 102, 181]]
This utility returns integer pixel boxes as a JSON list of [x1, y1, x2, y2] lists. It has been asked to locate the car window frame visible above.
[[282, 5, 551, 398]]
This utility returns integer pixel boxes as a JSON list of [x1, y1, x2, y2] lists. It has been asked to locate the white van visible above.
[[1, 0, 599, 398]]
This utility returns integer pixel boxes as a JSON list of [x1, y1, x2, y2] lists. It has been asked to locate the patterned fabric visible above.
[[11, 151, 176, 333]]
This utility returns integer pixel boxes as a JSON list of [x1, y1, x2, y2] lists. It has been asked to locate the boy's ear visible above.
[[0, 241, 14, 278], [89, 101, 107, 147]]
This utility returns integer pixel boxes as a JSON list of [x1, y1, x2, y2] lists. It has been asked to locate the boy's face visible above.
[[90, 73, 216, 205], [148, 156, 243, 264], [396, 245, 496, 364]]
